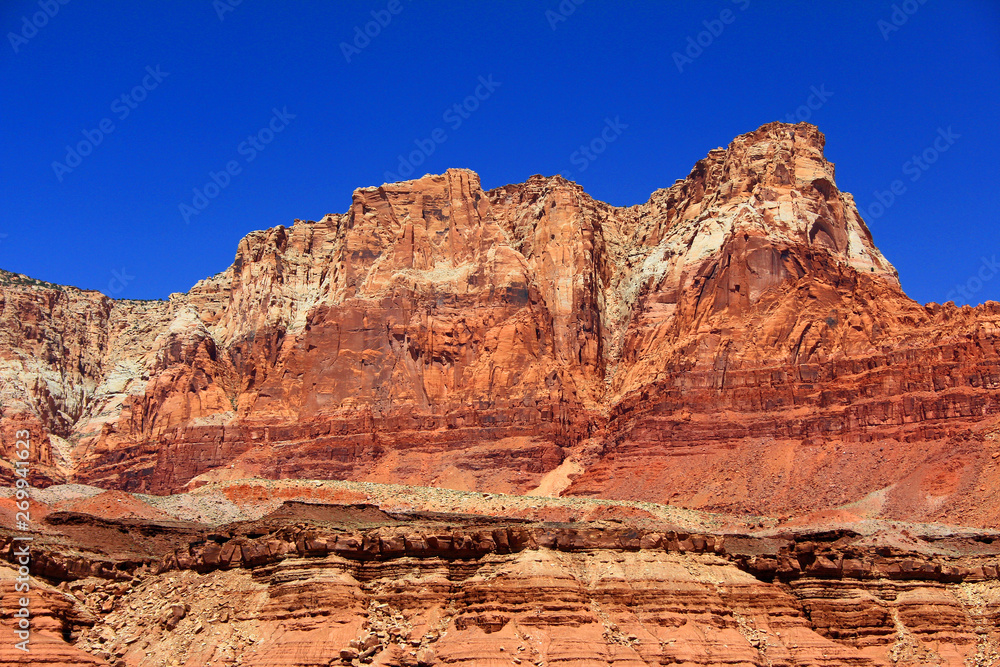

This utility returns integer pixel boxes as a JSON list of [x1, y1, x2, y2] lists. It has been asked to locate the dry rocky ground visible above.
[[1, 479, 999, 666]]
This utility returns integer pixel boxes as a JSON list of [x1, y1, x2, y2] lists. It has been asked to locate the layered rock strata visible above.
[[1, 499, 998, 666], [1, 122, 999, 527]]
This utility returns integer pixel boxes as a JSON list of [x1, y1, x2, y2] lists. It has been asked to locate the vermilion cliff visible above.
[[3, 121, 1000, 526], [3, 121, 1000, 666]]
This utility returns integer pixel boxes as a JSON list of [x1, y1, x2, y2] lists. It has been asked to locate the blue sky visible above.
[[1, 1, 998, 304]]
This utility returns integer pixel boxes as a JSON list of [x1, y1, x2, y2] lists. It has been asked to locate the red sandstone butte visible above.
[[1, 121, 1000, 528]]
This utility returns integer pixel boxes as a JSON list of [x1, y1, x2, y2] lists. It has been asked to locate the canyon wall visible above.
[[2, 122, 999, 527]]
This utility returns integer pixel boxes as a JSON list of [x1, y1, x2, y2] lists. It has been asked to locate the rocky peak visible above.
[[642, 122, 897, 283]]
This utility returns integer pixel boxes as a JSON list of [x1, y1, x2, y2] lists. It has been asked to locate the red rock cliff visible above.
[[2, 122, 999, 527]]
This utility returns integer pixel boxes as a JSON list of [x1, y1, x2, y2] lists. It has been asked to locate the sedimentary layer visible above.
[[1, 487, 998, 667], [2, 122, 999, 527]]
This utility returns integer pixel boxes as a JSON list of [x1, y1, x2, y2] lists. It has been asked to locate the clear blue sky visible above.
[[2, 1, 998, 304]]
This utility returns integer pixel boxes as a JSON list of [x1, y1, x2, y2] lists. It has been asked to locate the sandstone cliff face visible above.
[[2, 122, 999, 528]]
